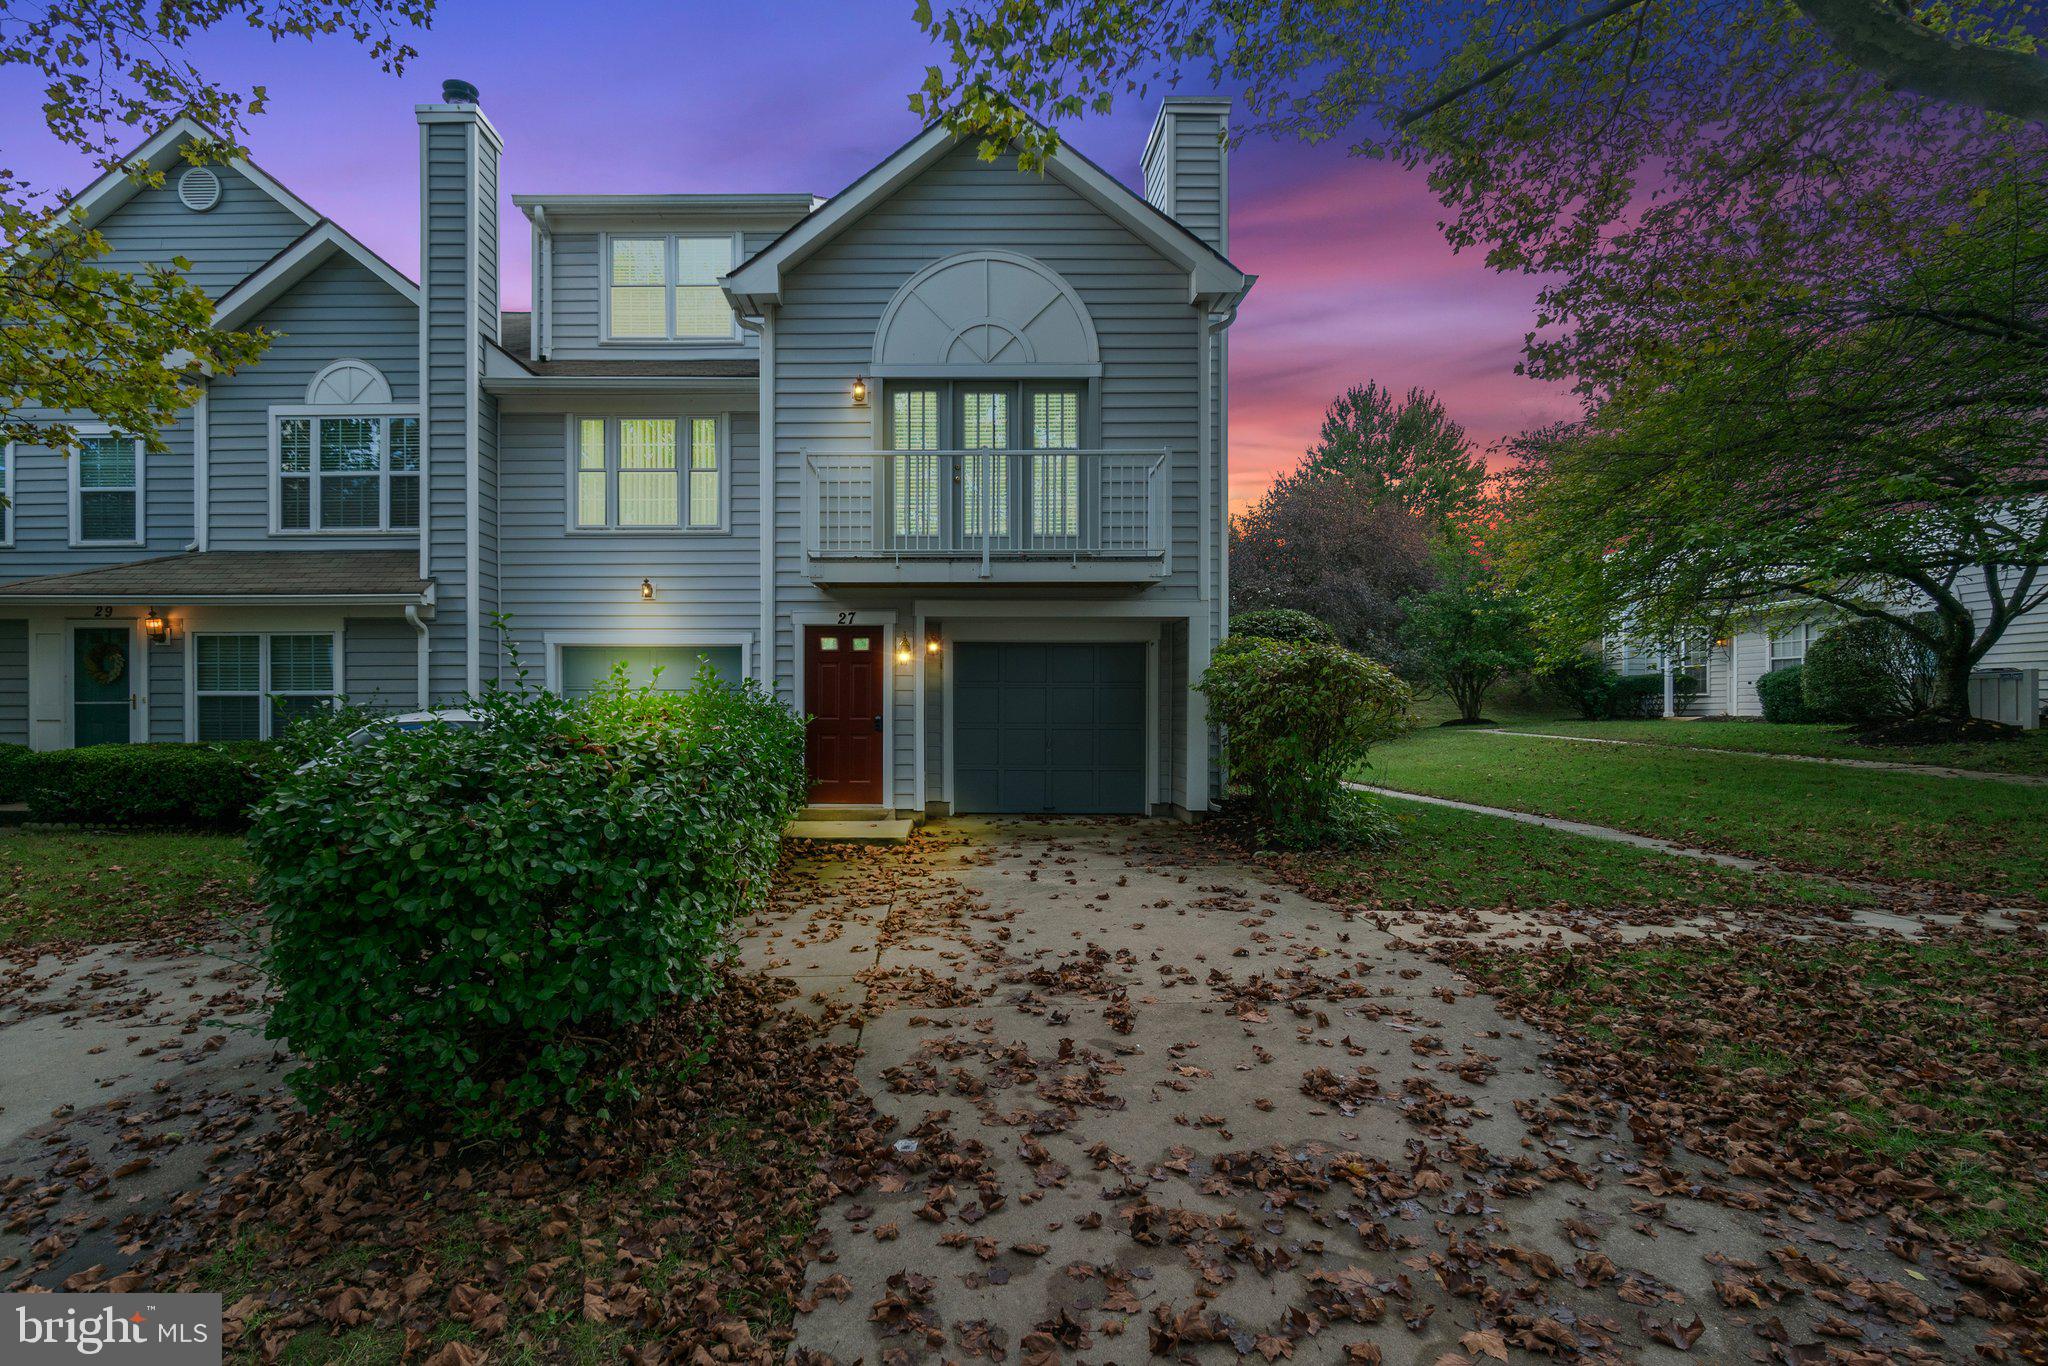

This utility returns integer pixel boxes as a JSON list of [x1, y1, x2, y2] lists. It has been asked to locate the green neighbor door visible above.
[[558, 644, 744, 697], [71, 626, 134, 746], [953, 642, 1146, 814]]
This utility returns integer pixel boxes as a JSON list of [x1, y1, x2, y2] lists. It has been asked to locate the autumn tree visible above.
[[1230, 472, 1438, 661], [1501, 176, 2048, 720], [1295, 382, 1487, 526], [1, 1, 434, 450]]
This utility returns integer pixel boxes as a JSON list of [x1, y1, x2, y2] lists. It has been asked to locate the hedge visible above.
[[252, 669, 807, 1136], [1541, 657, 1665, 720], [1804, 620, 1933, 723], [1229, 608, 1339, 646], [1757, 665, 1822, 723], [18, 742, 284, 830], [0, 743, 30, 803]]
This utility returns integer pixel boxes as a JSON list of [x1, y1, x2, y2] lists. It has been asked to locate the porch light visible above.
[[895, 635, 913, 665], [142, 609, 170, 644], [639, 578, 656, 601], [850, 375, 869, 406], [926, 633, 940, 655]]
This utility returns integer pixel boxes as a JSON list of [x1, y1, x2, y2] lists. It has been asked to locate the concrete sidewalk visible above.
[[740, 817, 1983, 1364]]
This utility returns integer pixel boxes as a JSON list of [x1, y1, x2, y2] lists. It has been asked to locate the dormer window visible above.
[[606, 235, 736, 341]]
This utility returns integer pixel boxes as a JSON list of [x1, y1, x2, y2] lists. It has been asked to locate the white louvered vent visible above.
[[177, 167, 221, 212]]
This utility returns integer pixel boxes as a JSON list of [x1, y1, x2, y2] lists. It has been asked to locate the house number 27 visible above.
[[836, 612, 857, 624]]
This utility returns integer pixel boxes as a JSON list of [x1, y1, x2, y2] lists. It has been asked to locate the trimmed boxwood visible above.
[[252, 669, 806, 1136], [1803, 619, 1933, 723], [19, 742, 284, 829], [0, 743, 30, 803], [1757, 665, 1822, 723]]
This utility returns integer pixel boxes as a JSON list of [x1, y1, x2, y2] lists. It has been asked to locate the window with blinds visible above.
[[1030, 388, 1082, 538], [72, 434, 142, 545], [572, 416, 723, 530], [607, 235, 736, 341], [195, 633, 335, 741], [889, 388, 941, 540], [276, 414, 420, 532], [959, 388, 1010, 538]]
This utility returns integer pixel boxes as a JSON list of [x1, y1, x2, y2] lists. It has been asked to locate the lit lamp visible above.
[[895, 635, 913, 665], [639, 578, 656, 601], [850, 375, 869, 406], [926, 633, 941, 655], [142, 609, 170, 644]]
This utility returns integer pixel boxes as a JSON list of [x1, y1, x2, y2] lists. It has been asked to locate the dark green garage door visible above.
[[954, 643, 1146, 813]]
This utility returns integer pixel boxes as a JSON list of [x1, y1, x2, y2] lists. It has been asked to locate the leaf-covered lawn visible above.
[[1271, 800, 1866, 911], [1359, 727, 2048, 896], [1463, 927, 2048, 1271], [1494, 718, 2048, 777], [0, 830, 256, 948]]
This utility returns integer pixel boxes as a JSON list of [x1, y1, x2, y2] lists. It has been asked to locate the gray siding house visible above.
[[0, 86, 1253, 816]]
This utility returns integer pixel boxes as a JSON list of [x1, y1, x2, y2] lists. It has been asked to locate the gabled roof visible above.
[[0, 551, 431, 605], [723, 123, 1249, 312], [213, 220, 419, 327], [58, 115, 321, 234]]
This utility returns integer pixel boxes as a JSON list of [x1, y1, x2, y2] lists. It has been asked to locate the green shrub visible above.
[[0, 743, 30, 803], [1542, 654, 1621, 720], [253, 668, 806, 1137], [1229, 608, 1339, 646], [1199, 635, 1410, 849], [1608, 674, 1665, 718], [1803, 620, 1934, 724], [1757, 665, 1822, 723], [19, 742, 283, 829]]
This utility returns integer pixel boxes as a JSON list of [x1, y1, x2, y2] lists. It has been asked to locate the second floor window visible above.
[[71, 433, 143, 546], [574, 416, 723, 531], [277, 415, 420, 532], [607, 235, 735, 341]]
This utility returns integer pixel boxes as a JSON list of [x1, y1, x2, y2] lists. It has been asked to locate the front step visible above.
[[783, 816, 915, 846], [796, 805, 898, 823]]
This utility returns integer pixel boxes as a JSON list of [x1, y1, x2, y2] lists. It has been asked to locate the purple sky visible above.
[[2, 2, 1577, 510]]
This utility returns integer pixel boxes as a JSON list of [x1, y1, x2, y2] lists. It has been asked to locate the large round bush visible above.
[[1756, 665, 1820, 723], [252, 671, 806, 1135], [1229, 608, 1339, 646], [1803, 620, 1933, 724], [1199, 636, 1409, 848]]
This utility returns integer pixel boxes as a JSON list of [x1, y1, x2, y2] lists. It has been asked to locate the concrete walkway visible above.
[[741, 817, 1996, 1363], [1488, 726, 2048, 786], [1348, 780, 1769, 871]]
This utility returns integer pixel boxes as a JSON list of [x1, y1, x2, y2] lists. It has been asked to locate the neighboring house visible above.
[[0, 84, 1253, 817], [1604, 564, 2047, 725]]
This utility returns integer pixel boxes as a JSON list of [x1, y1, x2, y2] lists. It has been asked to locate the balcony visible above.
[[802, 449, 1172, 587]]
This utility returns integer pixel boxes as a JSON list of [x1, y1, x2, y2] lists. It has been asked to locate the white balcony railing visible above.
[[803, 448, 1171, 577]]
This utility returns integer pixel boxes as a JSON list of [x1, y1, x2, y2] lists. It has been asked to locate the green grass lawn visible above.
[[0, 829, 256, 947], [1359, 726, 2048, 896], [1466, 930, 2048, 1270], [1277, 800, 1866, 912], [1493, 717, 2048, 777]]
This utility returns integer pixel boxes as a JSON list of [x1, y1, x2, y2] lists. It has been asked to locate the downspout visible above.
[[191, 385, 210, 552], [405, 605, 429, 709], [531, 205, 551, 361]]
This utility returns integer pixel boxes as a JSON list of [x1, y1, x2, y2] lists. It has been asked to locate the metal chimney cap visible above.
[[441, 79, 480, 105]]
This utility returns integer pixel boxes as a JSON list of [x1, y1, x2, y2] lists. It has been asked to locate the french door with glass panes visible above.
[[887, 383, 1082, 555]]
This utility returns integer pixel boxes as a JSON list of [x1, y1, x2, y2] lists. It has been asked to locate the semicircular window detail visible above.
[[874, 251, 1100, 372], [304, 358, 394, 406]]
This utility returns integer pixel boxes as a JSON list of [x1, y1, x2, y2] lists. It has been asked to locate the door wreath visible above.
[[83, 639, 127, 687]]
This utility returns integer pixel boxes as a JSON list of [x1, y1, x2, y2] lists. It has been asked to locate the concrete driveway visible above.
[[741, 817, 1985, 1364]]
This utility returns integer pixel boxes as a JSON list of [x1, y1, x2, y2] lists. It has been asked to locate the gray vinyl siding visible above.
[[544, 230, 777, 358], [421, 114, 481, 701], [146, 639, 183, 742], [923, 639, 944, 804], [1162, 618, 1188, 807], [0, 620, 26, 746], [1959, 567, 2048, 714], [91, 158, 310, 300], [492, 407, 762, 670], [344, 616, 421, 713], [207, 256, 421, 550], [0, 414, 194, 579]]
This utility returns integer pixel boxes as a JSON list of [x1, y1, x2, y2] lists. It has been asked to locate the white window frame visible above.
[[563, 413, 729, 534], [67, 425, 145, 548], [268, 405, 422, 535], [1768, 622, 1814, 671], [0, 441, 14, 548], [189, 629, 340, 742], [600, 232, 742, 344], [543, 632, 755, 696]]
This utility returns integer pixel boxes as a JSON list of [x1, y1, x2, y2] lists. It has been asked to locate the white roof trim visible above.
[[61, 115, 321, 233], [212, 221, 419, 329], [723, 124, 1246, 310]]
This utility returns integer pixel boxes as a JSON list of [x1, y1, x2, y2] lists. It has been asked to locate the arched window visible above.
[[274, 359, 416, 533], [873, 251, 1099, 375], [304, 358, 394, 406]]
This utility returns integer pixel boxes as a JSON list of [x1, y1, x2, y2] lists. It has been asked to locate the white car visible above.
[[340, 709, 485, 747]]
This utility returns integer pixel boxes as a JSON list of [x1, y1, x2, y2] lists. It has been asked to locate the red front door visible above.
[[804, 626, 885, 805]]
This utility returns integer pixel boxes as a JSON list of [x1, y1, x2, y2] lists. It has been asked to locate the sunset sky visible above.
[[2, 1, 1579, 510]]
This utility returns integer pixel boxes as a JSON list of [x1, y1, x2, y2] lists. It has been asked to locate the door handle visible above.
[[873, 714, 884, 732]]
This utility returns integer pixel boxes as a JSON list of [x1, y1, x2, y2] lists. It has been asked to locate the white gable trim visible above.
[[61, 116, 321, 233], [724, 124, 1247, 310], [212, 221, 419, 329]]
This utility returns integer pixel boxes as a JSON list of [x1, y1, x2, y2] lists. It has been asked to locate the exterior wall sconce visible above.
[[926, 633, 940, 655], [850, 375, 869, 406], [895, 634, 913, 665], [143, 609, 170, 644], [1713, 636, 1732, 649], [639, 578, 655, 601]]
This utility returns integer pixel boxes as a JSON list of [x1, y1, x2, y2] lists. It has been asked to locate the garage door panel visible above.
[[954, 642, 1147, 814]]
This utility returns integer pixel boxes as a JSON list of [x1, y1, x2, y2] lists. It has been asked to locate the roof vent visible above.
[[441, 78, 480, 105], [177, 166, 221, 212]]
